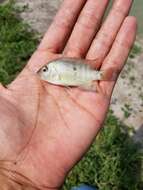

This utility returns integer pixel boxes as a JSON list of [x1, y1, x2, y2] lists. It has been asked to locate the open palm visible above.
[[0, 0, 136, 189]]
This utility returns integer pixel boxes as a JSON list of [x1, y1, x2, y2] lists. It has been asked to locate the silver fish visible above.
[[38, 58, 116, 91]]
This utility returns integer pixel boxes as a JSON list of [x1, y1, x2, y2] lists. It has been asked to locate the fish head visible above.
[[37, 62, 61, 81], [37, 64, 50, 80]]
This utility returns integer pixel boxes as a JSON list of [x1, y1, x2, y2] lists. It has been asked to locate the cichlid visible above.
[[38, 58, 116, 91]]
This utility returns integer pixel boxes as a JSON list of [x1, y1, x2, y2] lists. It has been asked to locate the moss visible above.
[[0, 0, 38, 85]]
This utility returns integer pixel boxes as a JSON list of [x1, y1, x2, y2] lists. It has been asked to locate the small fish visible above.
[[38, 58, 117, 91]]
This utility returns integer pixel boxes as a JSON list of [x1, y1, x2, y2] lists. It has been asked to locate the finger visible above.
[[38, 0, 87, 53], [64, 0, 109, 57], [100, 16, 137, 97], [87, 0, 133, 66]]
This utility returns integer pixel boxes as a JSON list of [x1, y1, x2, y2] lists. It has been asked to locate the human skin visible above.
[[0, 0, 137, 189]]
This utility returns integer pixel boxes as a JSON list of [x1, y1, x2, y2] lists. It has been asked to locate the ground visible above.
[[1, 0, 143, 145], [16, 0, 62, 36]]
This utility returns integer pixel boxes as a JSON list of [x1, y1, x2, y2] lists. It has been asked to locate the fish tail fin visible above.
[[100, 67, 118, 81]]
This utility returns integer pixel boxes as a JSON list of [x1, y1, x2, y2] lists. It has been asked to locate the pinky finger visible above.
[[100, 16, 137, 97]]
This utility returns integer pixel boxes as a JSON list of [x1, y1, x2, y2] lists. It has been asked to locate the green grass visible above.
[[63, 111, 143, 190], [129, 43, 142, 59], [131, 0, 143, 38], [0, 1, 143, 190], [121, 104, 133, 119], [0, 0, 38, 85]]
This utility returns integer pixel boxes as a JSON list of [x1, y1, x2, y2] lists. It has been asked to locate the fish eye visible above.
[[42, 66, 48, 72], [73, 66, 77, 71]]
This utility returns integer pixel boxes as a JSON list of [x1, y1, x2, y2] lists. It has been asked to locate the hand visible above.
[[0, 0, 136, 189]]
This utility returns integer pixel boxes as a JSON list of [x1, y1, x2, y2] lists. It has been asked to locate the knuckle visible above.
[[116, 39, 132, 49], [98, 34, 111, 48], [99, 30, 115, 42], [112, 6, 127, 17], [77, 11, 99, 30]]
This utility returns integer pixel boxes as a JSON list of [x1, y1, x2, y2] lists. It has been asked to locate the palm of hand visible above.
[[0, 0, 136, 189], [1, 52, 109, 187]]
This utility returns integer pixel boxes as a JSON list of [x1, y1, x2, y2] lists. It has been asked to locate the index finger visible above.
[[38, 0, 87, 53]]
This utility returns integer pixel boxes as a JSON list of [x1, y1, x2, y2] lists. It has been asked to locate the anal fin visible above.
[[78, 82, 97, 92]]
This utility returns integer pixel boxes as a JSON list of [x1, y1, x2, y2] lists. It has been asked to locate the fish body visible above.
[[38, 58, 115, 90]]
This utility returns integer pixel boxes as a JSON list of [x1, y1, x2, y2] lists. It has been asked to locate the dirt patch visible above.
[[111, 53, 143, 144], [16, 0, 62, 36]]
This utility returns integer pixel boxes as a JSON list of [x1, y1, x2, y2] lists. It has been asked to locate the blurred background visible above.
[[0, 0, 143, 189], [131, 0, 143, 38]]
